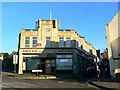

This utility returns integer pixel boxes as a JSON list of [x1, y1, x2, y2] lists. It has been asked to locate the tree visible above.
[[1, 53, 9, 60], [102, 49, 108, 61], [10, 51, 17, 56]]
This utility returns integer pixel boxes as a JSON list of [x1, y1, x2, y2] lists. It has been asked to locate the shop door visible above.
[[45, 60, 55, 74]]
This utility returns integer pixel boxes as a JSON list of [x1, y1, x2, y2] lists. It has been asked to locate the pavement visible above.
[[2, 72, 94, 89], [2, 71, 89, 81], [87, 76, 120, 90], [2, 71, 120, 90], [2, 71, 56, 79]]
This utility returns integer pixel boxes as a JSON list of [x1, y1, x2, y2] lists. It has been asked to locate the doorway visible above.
[[45, 59, 56, 74], [40, 59, 46, 73]]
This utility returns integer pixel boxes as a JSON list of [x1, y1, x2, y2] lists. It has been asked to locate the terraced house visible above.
[[18, 19, 98, 75]]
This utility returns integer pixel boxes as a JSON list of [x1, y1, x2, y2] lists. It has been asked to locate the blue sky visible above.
[[2, 2, 118, 54]]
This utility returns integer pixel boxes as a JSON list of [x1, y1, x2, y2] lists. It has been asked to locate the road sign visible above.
[[13, 55, 18, 64]]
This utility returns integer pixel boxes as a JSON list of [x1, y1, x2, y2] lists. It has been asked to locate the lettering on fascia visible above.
[[23, 50, 28, 52], [32, 50, 37, 52], [23, 50, 38, 52]]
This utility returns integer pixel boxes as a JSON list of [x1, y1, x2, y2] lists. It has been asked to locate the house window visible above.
[[78, 42, 81, 47], [46, 37, 51, 47], [66, 37, 71, 47], [25, 37, 30, 48], [59, 37, 64, 47], [76, 41, 79, 48], [59, 29, 64, 32], [32, 37, 37, 48]]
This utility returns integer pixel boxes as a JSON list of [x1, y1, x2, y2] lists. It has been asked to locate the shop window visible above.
[[24, 57, 40, 71], [57, 54, 72, 59], [57, 55, 63, 58], [56, 59, 72, 70]]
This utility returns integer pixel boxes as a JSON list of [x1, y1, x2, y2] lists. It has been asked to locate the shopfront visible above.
[[23, 55, 40, 72], [23, 55, 56, 74], [23, 54, 73, 74]]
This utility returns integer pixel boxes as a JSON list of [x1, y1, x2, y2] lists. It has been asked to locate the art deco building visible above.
[[18, 19, 97, 74], [106, 11, 120, 79]]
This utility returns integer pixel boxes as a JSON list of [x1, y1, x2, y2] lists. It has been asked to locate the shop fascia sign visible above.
[[23, 50, 42, 53]]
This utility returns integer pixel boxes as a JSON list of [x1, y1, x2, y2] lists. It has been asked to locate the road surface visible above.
[[2, 75, 95, 89]]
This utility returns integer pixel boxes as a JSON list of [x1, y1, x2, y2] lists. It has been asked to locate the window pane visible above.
[[57, 55, 63, 58], [57, 54, 72, 59], [59, 37, 64, 47], [32, 37, 37, 48], [59, 29, 64, 32], [56, 59, 72, 70], [25, 37, 30, 48], [25, 40, 29, 44], [76, 41, 79, 48], [66, 37, 71, 47], [66, 55, 72, 58], [46, 37, 50, 47]]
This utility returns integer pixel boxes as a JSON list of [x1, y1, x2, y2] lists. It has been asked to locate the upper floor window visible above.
[[66, 37, 71, 47], [25, 37, 30, 48], [76, 41, 79, 48], [65, 29, 71, 32], [25, 29, 30, 32], [46, 37, 51, 47], [78, 42, 81, 50], [32, 37, 37, 48], [59, 29, 64, 32], [59, 37, 64, 47]]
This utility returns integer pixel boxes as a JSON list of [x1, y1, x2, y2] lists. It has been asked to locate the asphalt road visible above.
[[2, 75, 94, 89]]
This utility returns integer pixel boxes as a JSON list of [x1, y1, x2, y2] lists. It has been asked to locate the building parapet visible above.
[[58, 29, 73, 32], [21, 29, 37, 32]]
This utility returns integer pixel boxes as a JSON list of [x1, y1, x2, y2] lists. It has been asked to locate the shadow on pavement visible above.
[[2, 67, 14, 73], [55, 73, 94, 82], [90, 76, 120, 83]]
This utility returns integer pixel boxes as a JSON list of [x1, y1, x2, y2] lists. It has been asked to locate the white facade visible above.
[[106, 11, 120, 79]]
